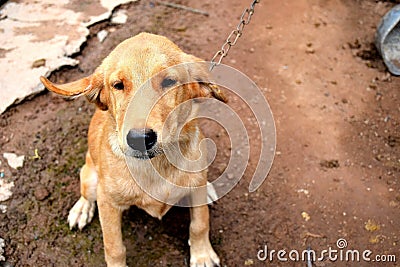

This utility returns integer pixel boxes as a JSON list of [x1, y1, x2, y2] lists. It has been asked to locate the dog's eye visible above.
[[161, 78, 177, 89], [112, 81, 124, 90]]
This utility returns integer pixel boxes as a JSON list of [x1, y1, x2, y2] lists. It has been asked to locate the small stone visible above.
[[0, 205, 6, 213], [3, 153, 24, 169], [301, 211, 311, 221], [97, 30, 108, 43], [0, 180, 14, 202], [34, 186, 49, 201], [111, 10, 128, 24], [297, 189, 309, 195], [306, 48, 315, 54]]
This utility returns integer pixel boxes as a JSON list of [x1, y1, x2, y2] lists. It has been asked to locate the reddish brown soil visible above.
[[0, 0, 399, 266]]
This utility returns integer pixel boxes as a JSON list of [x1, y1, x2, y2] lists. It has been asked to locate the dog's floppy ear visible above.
[[40, 69, 108, 110], [197, 81, 228, 103], [183, 55, 228, 103]]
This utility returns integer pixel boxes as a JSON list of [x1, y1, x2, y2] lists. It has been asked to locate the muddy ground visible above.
[[0, 0, 399, 266]]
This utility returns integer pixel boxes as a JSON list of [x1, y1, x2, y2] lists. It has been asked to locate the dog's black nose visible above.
[[126, 128, 157, 152]]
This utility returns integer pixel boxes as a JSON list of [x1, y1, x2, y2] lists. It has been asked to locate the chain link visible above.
[[209, 0, 260, 71]]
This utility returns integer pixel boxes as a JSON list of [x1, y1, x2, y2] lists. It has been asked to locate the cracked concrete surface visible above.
[[0, 0, 136, 114]]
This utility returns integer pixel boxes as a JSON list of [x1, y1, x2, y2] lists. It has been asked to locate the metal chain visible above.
[[209, 0, 260, 71]]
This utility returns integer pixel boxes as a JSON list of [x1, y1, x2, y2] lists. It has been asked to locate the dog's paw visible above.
[[68, 196, 96, 230], [190, 244, 220, 267]]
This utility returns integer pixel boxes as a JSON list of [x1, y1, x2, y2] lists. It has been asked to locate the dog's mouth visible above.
[[123, 145, 164, 160]]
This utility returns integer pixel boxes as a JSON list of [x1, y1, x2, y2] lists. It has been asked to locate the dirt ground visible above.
[[1, 0, 399, 266]]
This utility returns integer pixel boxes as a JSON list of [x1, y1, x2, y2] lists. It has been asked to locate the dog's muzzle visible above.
[[126, 128, 158, 159]]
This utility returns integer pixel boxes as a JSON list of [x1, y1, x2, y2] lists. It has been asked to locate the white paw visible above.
[[67, 196, 96, 230], [206, 181, 218, 204], [190, 243, 220, 267]]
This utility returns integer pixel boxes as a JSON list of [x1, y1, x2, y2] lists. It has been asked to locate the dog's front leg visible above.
[[97, 186, 126, 267], [189, 203, 220, 267]]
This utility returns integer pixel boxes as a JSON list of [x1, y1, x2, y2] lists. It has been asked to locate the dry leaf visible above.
[[365, 219, 380, 232]]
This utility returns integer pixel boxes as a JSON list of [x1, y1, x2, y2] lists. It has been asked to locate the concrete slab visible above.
[[0, 0, 136, 114]]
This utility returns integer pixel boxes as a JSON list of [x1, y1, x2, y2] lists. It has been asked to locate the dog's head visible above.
[[41, 33, 226, 159]]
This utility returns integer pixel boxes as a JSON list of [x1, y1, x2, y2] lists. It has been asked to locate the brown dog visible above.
[[40, 33, 225, 267]]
